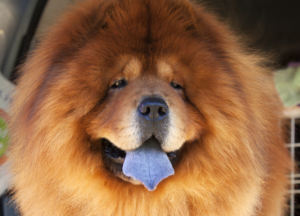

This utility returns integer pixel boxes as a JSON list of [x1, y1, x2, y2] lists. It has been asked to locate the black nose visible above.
[[138, 97, 168, 121]]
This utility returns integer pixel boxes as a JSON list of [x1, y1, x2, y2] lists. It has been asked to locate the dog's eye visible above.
[[111, 79, 127, 88], [170, 81, 182, 89]]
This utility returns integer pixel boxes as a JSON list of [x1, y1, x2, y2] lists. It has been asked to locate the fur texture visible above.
[[9, 0, 291, 215]]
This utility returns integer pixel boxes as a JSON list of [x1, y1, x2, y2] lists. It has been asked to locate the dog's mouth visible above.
[[103, 139, 126, 163], [101, 137, 180, 190]]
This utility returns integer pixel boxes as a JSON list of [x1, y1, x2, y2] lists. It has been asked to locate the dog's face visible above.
[[83, 56, 203, 189]]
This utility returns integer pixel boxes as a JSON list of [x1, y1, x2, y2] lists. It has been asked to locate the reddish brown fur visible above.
[[9, 0, 291, 215]]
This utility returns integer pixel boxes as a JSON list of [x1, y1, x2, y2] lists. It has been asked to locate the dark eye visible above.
[[111, 78, 127, 88], [170, 81, 182, 89]]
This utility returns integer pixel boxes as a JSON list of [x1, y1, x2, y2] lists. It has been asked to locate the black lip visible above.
[[102, 138, 126, 163], [166, 151, 177, 159]]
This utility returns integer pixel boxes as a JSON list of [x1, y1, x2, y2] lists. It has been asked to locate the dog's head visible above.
[[9, 0, 282, 215]]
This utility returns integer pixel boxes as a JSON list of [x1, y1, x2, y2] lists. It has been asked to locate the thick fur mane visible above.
[[9, 0, 290, 215]]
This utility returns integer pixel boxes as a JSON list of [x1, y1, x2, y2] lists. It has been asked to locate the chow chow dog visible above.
[[9, 0, 291, 215]]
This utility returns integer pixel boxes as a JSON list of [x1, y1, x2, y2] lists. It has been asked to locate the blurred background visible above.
[[0, 0, 299, 215]]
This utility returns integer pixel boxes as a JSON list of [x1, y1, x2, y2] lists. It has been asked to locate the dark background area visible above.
[[201, 0, 300, 67]]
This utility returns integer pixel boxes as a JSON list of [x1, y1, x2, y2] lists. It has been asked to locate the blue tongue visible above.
[[122, 138, 174, 191]]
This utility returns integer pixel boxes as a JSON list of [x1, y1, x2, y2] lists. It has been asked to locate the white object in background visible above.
[[0, 72, 15, 111]]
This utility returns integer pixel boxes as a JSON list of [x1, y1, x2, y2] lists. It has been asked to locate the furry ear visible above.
[[167, 1, 198, 33], [100, 5, 116, 30], [53, 2, 117, 51]]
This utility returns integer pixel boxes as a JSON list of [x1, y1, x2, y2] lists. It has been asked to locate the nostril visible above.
[[143, 106, 151, 116], [139, 105, 151, 115], [145, 107, 150, 115], [158, 106, 167, 116]]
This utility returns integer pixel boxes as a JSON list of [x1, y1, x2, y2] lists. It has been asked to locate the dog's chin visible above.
[[100, 138, 180, 185]]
